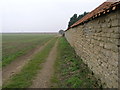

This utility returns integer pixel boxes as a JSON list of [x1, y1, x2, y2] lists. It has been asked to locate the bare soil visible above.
[[2, 40, 51, 84], [30, 39, 58, 88]]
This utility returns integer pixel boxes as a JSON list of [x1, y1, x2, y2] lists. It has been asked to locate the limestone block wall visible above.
[[65, 10, 120, 88]]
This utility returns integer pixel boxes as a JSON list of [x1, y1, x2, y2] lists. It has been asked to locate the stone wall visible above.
[[65, 10, 120, 88]]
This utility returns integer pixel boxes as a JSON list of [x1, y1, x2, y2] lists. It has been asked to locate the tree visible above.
[[68, 14, 78, 27], [59, 30, 65, 36], [68, 12, 89, 27]]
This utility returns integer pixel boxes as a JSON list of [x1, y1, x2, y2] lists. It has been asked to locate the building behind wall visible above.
[[65, 1, 120, 88]]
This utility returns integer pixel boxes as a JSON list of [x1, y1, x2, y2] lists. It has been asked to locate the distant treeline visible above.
[[68, 12, 89, 27]]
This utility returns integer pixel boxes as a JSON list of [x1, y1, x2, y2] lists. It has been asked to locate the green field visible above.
[[2, 33, 56, 67]]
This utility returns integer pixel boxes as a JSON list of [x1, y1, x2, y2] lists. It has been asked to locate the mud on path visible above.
[[30, 39, 58, 88], [2, 39, 52, 84]]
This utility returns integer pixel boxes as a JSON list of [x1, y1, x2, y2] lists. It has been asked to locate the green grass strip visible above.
[[51, 37, 102, 88], [3, 37, 58, 88], [2, 46, 34, 67]]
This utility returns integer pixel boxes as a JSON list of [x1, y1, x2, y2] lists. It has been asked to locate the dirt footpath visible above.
[[2, 40, 51, 84], [30, 39, 58, 88]]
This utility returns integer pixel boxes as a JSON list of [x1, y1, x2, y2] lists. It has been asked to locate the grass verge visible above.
[[3, 37, 58, 88], [51, 37, 102, 88]]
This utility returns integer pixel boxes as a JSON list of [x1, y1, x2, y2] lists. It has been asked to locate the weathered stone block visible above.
[[111, 19, 119, 27], [110, 33, 120, 39]]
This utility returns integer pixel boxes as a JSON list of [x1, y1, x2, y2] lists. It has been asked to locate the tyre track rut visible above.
[[30, 39, 58, 88]]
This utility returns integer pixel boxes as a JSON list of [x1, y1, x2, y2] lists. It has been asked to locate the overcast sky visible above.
[[1, 0, 107, 33]]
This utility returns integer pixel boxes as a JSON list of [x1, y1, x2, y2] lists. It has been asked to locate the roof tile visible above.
[[68, 1, 120, 29]]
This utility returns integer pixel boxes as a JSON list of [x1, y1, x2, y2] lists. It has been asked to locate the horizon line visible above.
[[1, 32, 58, 34]]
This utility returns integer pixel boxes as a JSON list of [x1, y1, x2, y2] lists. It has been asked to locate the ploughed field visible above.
[[2, 33, 56, 67]]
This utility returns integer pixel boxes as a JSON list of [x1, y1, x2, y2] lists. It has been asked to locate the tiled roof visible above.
[[67, 1, 120, 30]]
